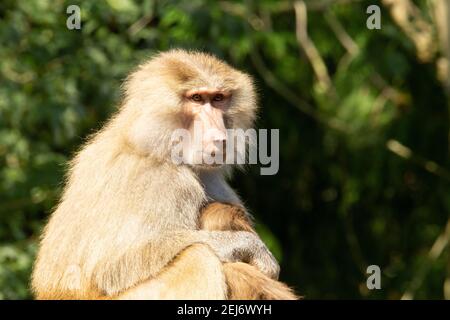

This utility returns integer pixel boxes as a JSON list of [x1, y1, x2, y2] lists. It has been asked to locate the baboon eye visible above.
[[213, 94, 224, 101], [191, 94, 202, 102]]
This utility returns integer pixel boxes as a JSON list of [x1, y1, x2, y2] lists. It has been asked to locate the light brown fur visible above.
[[200, 202, 298, 300], [114, 203, 298, 300], [31, 49, 295, 300]]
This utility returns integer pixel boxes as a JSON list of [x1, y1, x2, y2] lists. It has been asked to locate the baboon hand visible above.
[[206, 231, 280, 280], [249, 243, 280, 280]]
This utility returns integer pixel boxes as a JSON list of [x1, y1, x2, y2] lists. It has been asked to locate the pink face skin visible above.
[[183, 88, 232, 166]]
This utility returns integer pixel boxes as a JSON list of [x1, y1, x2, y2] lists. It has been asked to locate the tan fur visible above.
[[113, 203, 298, 300], [199, 202, 255, 233], [31, 49, 293, 300], [200, 202, 298, 300], [116, 244, 227, 300], [223, 263, 298, 300]]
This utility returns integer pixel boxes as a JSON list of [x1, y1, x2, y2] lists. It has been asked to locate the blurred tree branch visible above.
[[249, 49, 348, 132], [386, 140, 450, 181], [401, 218, 450, 299], [324, 11, 359, 71], [432, 0, 450, 92], [382, 0, 436, 62], [294, 1, 332, 93], [221, 0, 450, 182]]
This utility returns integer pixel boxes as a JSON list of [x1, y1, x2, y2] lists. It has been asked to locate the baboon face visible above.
[[122, 50, 258, 167]]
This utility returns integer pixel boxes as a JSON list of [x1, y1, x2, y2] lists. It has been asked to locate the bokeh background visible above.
[[1, 0, 450, 299]]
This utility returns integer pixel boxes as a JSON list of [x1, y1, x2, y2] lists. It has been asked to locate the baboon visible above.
[[32, 49, 297, 300]]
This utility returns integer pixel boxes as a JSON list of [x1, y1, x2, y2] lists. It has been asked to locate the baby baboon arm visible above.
[[200, 202, 280, 280], [93, 229, 277, 297], [200, 170, 255, 226], [200, 202, 255, 232]]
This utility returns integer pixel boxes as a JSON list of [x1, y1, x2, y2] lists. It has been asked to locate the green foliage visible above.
[[0, 0, 449, 299]]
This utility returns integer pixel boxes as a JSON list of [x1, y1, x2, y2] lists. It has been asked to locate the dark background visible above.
[[0, 0, 449, 299]]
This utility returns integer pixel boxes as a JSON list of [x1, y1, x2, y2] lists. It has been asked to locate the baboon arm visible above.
[[112, 203, 299, 300], [200, 202, 299, 300], [116, 244, 227, 300], [92, 229, 248, 297]]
